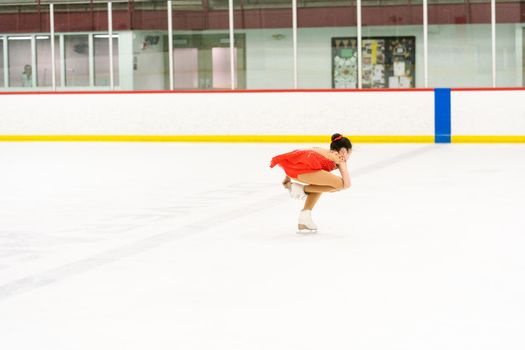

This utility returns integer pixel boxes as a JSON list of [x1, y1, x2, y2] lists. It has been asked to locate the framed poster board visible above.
[[332, 36, 415, 88]]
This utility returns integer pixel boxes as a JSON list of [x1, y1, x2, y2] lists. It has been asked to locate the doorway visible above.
[[170, 33, 246, 89]]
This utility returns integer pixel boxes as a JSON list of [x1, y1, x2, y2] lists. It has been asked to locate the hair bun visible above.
[[331, 133, 343, 142]]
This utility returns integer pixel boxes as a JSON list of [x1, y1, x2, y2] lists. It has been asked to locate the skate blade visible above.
[[297, 228, 317, 234]]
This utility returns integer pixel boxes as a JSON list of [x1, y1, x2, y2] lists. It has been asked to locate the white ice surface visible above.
[[0, 142, 524, 350]]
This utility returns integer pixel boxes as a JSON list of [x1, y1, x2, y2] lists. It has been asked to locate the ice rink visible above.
[[1, 142, 524, 350]]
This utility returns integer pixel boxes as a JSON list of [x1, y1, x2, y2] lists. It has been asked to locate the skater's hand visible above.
[[337, 148, 351, 164]]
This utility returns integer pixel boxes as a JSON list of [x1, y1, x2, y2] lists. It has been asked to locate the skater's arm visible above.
[[338, 161, 351, 189]]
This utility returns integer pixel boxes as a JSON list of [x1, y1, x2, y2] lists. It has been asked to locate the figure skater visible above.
[[270, 133, 352, 233]]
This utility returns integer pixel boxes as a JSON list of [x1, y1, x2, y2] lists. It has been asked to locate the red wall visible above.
[[0, 3, 523, 33]]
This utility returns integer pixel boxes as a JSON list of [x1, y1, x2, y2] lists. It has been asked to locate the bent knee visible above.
[[330, 179, 345, 192]]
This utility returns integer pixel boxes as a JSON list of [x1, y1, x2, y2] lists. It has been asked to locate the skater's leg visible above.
[[297, 171, 344, 193], [294, 171, 343, 233], [304, 192, 321, 210], [303, 185, 338, 193], [282, 175, 291, 189]]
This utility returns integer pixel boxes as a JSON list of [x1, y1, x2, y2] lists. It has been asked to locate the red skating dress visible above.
[[270, 149, 337, 179]]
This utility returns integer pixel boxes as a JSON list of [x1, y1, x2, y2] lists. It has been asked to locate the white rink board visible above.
[[452, 90, 525, 135], [0, 91, 434, 135]]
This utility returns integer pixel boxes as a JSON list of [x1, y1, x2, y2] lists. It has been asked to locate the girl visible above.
[[270, 133, 352, 233]]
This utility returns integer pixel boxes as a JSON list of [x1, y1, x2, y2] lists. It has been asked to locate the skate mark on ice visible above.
[[0, 194, 282, 301], [0, 146, 435, 301]]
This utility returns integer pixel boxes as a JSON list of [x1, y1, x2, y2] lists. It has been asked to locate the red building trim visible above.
[[3, 88, 525, 96], [451, 87, 525, 91], [0, 88, 487, 96]]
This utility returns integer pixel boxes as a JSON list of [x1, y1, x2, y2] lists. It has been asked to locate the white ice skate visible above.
[[289, 182, 307, 200], [297, 209, 318, 234]]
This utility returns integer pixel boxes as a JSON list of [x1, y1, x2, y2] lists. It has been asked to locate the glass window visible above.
[[298, 0, 357, 89], [212, 47, 237, 89], [496, 0, 524, 87], [36, 35, 57, 87], [362, 0, 423, 88], [8, 36, 32, 88], [94, 36, 120, 87], [233, 0, 293, 89], [55, 2, 109, 88], [173, 47, 199, 89], [0, 5, 54, 89], [0, 38, 4, 88], [428, 0, 492, 88], [172, 1, 237, 90], [53, 36, 61, 88], [64, 35, 90, 87]]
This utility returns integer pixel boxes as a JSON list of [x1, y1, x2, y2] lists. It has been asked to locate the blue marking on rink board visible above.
[[434, 88, 451, 143]]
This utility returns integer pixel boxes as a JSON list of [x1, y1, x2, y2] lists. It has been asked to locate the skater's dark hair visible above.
[[330, 133, 352, 151]]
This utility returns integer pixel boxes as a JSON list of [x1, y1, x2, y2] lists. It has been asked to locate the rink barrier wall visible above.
[[0, 88, 524, 143], [450, 88, 525, 142]]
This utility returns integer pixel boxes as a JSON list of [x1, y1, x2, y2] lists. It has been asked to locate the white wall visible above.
[[117, 31, 134, 90], [243, 28, 295, 89], [496, 23, 523, 87], [132, 32, 168, 91], [297, 27, 357, 89], [428, 24, 492, 88], [0, 91, 434, 136]]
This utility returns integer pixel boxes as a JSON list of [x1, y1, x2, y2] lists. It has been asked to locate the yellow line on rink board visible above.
[[452, 136, 525, 143], [0, 135, 435, 143], [350, 136, 434, 143], [3, 135, 524, 143], [1, 135, 524, 143]]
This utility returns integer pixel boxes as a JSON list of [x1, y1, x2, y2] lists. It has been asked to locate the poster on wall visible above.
[[332, 38, 358, 89], [332, 36, 415, 88]]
